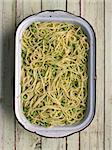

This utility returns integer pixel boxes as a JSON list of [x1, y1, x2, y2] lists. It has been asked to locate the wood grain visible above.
[[16, 0, 42, 150], [0, 0, 15, 150], [16, 124, 41, 150], [42, 0, 66, 10], [0, 0, 3, 97], [105, 0, 112, 150], [67, 0, 80, 149], [42, 138, 66, 150], [67, 0, 80, 15], [80, 0, 105, 150]]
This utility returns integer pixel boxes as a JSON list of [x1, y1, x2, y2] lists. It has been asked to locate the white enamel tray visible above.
[[15, 10, 96, 137]]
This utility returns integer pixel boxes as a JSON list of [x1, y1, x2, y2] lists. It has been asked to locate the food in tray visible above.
[[21, 22, 89, 127]]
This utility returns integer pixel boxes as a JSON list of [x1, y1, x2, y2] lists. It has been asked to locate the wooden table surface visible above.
[[0, 0, 111, 150]]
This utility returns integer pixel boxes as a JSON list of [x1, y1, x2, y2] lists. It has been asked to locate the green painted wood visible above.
[[0, 0, 15, 150], [16, 0, 42, 150], [67, 0, 80, 149], [80, 0, 105, 150]]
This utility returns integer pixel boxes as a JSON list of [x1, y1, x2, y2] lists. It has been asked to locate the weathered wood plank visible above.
[[67, 0, 80, 15], [16, 0, 41, 25], [67, 133, 79, 150], [0, 0, 15, 150], [16, 124, 41, 150], [16, 0, 42, 150], [80, 0, 104, 150], [105, 0, 112, 150], [42, 0, 66, 10], [67, 0, 80, 149], [41, 0, 66, 149], [42, 138, 66, 150], [0, 0, 3, 97]]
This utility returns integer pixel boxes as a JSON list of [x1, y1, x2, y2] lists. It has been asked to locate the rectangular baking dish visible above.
[[15, 10, 96, 137]]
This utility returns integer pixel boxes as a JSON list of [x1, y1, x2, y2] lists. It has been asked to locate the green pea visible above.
[[23, 94, 27, 99], [32, 28, 37, 33], [21, 51, 26, 59]]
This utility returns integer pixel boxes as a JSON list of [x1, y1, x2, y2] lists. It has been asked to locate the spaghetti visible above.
[[21, 22, 89, 127]]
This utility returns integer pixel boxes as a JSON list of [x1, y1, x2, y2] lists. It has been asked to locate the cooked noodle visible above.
[[21, 22, 89, 127]]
